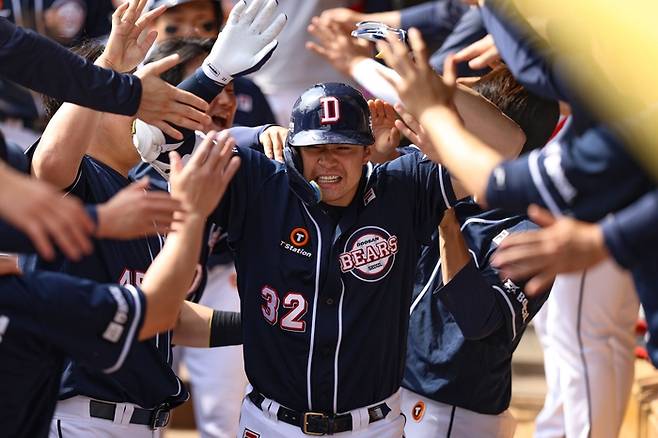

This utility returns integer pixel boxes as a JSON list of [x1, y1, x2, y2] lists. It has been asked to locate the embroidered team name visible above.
[[339, 226, 399, 282]]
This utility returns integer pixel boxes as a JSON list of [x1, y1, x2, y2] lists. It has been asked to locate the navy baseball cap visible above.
[[287, 83, 374, 147]]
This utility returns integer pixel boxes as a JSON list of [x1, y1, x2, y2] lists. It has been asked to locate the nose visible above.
[[317, 149, 338, 167]]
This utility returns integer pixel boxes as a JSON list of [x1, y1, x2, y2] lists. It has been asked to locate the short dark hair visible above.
[[42, 39, 106, 121], [472, 65, 559, 154], [144, 37, 214, 86]]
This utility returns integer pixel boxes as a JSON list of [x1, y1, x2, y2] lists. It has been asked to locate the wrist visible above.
[[589, 223, 610, 262], [95, 55, 118, 71], [418, 105, 462, 129], [95, 204, 112, 238]]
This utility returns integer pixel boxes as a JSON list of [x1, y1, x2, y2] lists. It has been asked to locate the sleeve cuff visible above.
[[601, 214, 639, 269]]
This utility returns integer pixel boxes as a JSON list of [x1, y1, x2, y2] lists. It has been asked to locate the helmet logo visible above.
[[320, 96, 340, 125]]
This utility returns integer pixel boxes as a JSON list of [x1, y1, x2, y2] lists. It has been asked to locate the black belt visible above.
[[89, 400, 171, 429], [248, 390, 391, 436]]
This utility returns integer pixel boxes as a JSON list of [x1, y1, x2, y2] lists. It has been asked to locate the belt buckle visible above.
[[302, 411, 328, 436], [150, 405, 171, 429]]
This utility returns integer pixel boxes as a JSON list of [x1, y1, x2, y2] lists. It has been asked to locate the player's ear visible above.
[[362, 145, 372, 164]]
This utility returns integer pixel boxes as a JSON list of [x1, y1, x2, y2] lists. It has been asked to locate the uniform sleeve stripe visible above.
[[528, 149, 562, 216], [64, 167, 83, 196], [492, 285, 517, 341], [103, 285, 142, 374]]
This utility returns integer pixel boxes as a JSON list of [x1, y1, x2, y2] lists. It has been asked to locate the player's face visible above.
[[152, 1, 219, 43], [300, 144, 370, 207]]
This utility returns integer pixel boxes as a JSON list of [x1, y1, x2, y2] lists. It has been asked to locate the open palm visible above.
[[100, 0, 166, 73]]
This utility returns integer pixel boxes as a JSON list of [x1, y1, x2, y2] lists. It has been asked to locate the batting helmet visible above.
[[284, 82, 374, 174]]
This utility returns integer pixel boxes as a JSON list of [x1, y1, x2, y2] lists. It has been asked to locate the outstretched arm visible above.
[[138, 132, 240, 340]]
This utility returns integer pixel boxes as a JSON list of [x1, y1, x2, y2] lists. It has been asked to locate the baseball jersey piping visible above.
[[302, 201, 322, 410], [528, 149, 562, 215], [438, 164, 451, 208], [409, 259, 442, 315], [492, 285, 517, 341], [333, 279, 346, 413], [103, 284, 142, 374]]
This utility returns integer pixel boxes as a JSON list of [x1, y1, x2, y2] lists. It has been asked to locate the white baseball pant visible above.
[[534, 259, 638, 438], [49, 396, 163, 438], [400, 388, 516, 438]]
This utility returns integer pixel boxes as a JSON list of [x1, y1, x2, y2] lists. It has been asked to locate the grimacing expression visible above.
[[153, 0, 219, 42], [300, 144, 371, 207]]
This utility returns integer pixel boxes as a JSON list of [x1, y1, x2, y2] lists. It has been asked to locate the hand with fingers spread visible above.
[[492, 205, 608, 295], [134, 55, 211, 140], [259, 126, 287, 163], [202, 0, 287, 85], [0, 162, 94, 262], [367, 99, 401, 162], [392, 103, 434, 152], [96, 0, 165, 73], [169, 130, 241, 220], [95, 178, 183, 239], [376, 28, 459, 120], [453, 34, 500, 71], [306, 17, 371, 77], [317, 7, 366, 31]]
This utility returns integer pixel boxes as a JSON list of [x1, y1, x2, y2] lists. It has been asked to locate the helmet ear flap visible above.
[[284, 142, 303, 174]]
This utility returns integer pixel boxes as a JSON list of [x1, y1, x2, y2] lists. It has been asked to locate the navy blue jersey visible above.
[[210, 144, 456, 413], [23, 154, 187, 408], [233, 77, 276, 127], [0, 271, 144, 438], [402, 201, 546, 415], [0, 17, 141, 116]]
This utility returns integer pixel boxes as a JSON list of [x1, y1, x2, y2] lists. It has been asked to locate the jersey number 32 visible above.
[[260, 286, 308, 332]]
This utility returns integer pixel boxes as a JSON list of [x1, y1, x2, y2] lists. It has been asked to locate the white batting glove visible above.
[[132, 119, 182, 179], [202, 0, 287, 85]]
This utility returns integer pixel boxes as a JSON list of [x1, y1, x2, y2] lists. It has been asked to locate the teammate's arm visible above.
[[33, 0, 207, 189], [171, 301, 242, 347], [138, 131, 240, 339]]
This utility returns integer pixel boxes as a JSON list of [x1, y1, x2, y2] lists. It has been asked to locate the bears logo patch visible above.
[[339, 226, 398, 282]]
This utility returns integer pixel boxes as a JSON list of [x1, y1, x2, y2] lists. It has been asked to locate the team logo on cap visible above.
[[339, 226, 398, 282], [411, 401, 425, 422], [320, 96, 340, 124]]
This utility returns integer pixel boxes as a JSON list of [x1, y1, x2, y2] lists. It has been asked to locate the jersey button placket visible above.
[[325, 297, 334, 305]]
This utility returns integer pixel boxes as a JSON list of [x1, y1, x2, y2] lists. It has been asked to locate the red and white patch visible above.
[[411, 400, 425, 422], [339, 226, 398, 282], [243, 429, 260, 438], [320, 96, 340, 124]]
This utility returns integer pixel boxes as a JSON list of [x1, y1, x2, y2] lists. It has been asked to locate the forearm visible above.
[[173, 302, 243, 347], [439, 211, 472, 283], [454, 86, 525, 159], [364, 10, 401, 28], [419, 105, 502, 204], [138, 215, 205, 339], [32, 57, 120, 188], [0, 18, 140, 116]]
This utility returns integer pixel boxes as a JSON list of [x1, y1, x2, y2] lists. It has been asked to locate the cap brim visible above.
[[288, 129, 374, 147]]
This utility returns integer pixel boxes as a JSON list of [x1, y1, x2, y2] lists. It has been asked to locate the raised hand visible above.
[[259, 126, 288, 162], [95, 178, 183, 239], [169, 130, 241, 219], [453, 34, 501, 71], [134, 55, 212, 140], [492, 205, 608, 295], [376, 28, 459, 119], [306, 17, 370, 77], [367, 99, 401, 162], [202, 0, 287, 85], [97, 0, 166, 73]]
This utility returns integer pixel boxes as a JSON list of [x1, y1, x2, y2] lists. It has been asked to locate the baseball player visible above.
[[25, 1, 284, 436], [0, 132, 239, 438], [134, 75, 530, 437]]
